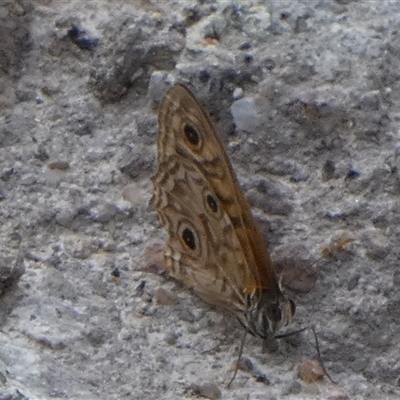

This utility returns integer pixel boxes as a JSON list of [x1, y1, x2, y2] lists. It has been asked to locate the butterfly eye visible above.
[[182, 227, 196, 250], [206, 193, 218, 213], [184, 123, 200, 146], [269, 303, 282, 323]]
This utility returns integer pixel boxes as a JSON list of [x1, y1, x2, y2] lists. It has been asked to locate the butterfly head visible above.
[[244, 289, 295, 339]]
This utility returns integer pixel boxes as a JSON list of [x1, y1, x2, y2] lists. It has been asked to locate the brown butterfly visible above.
[[151, 84, 294, 340]]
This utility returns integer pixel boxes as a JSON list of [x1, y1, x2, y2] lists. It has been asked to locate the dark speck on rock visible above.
[[346, 169, 360, 179]]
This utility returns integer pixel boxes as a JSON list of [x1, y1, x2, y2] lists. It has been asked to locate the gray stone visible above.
[[1, 1, 400, 399]]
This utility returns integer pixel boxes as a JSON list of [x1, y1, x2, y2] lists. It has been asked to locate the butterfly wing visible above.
[[152, 85, 283, 314], [153, 153, 250, 313]]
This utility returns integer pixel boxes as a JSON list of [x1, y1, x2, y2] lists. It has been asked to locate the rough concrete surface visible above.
[[1, 0, 400, 399]]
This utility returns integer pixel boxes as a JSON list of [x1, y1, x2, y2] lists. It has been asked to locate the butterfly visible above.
[[151, 84, 295, 340]]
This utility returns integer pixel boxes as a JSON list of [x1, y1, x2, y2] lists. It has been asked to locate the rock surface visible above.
[[1, 1, 400, 399]]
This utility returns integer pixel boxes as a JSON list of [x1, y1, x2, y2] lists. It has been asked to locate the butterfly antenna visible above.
[[227, 328, 248, 388]]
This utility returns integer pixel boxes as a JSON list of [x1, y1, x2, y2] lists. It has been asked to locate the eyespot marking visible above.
[[206, 193, 218, 213], [184, 124, 200, 146], [182, 227, 196, 250]]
